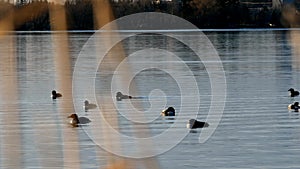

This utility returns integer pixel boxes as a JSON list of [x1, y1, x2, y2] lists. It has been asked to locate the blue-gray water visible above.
[[1, 30, 300, 168]]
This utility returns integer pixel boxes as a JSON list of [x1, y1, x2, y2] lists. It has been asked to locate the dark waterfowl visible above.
[[51, 90, 62, 99], [68, 114, 91, 127], [288, 88, 299, 97], [116, 92, 132, 101], [288, 102, 299, 112], [83, 100, 97, 111], [186, 119, 209, 129], [161, 107, 175, 116]]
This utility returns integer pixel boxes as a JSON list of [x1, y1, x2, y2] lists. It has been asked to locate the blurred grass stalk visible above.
[[281, 4, 300, 70], [0, 1, 159, 168]]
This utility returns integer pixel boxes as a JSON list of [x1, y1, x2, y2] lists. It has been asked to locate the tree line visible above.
[[0, 0, 298, 31]]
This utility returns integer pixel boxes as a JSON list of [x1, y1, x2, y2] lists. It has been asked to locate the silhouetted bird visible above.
[[116, 92, 132, 101], [288, 88, 299, 97], [186, 119, 209, 129], [51, 90, 62, 99], [288, 102, 299, 112], [161, 107, 175, 116], [83, 100, 97, 111], [68, 114, 91, 127]]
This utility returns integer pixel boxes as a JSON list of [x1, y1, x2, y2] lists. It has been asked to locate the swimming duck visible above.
[[51, 90, 62, 99], [161, 107, 175, 116], [186, 119, 209, 129], [116, 92, 132, 101], [83, 100, 97, 111], [288, 88, 299, 97], [288, 102, 299, 112], [68, 114, 91, 127]]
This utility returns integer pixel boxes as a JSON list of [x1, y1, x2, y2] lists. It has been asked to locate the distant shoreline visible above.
[[1, 0, 300, 31], [3, 28, 300, 34]]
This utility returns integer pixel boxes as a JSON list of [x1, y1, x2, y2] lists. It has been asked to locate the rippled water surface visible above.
[[1, 30, 300, 168]]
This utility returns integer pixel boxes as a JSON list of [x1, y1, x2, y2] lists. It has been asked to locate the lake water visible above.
[[1, 29, 300, 168]]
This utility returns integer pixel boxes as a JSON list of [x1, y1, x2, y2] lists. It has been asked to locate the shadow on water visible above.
[[189, 130, 199, 134]]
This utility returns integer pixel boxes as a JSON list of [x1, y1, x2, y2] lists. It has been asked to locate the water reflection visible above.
[[289, 30, 300, 70], [0, 35, 22, 168], [1, 30, 300, 168], [94, 34, 160, 164], [49, 5, 80, 168]]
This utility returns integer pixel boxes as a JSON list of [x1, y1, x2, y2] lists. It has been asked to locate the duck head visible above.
[[288, 88, 295, 93], [68, 114, 79, 127], [51, 90, 57, 99], [84, 100, 89, 106], [116, 92, 123, 101]]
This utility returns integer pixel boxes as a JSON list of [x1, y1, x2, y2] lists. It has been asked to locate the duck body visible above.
[[83, 100, 97, 111], [187, 119, 209, 129], [68, 114, 91, 127], [116, 92, 132, 101], [288, 102, 299, 112], [161, 107, 175, 116], [51, 90, 62, 99], [288, 88, 299, 97]]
